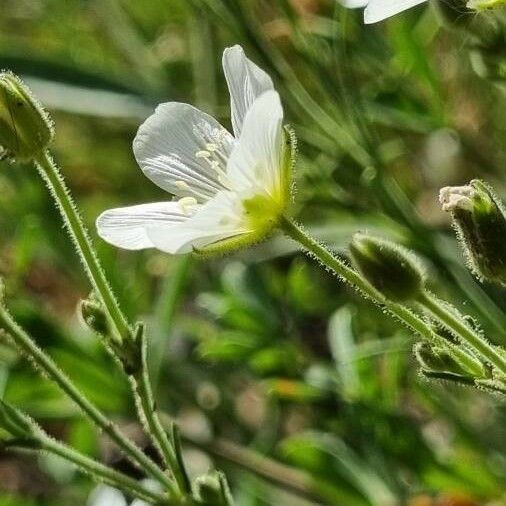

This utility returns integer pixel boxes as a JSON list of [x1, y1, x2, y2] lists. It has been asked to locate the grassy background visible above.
[[0, 0, 505, 504]]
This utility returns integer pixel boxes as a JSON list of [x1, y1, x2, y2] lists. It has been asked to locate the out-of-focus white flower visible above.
[[97, 45, 291, 255], [88, 481, 161, 506], [87, 485, 127, 506], [341, 0, 427, 23]]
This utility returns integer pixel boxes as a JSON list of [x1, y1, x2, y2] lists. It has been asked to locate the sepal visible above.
[[440, 180, 506, 286], [195, 470, 234, 506], [0, 72, 54, 161], [349, 233, 425, 301]]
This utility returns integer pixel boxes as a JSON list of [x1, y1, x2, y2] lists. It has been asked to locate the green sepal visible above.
[[349, 233, 425, 302], [0, 72, 54, 161], [447, 180, 506, 286], [195, 470, 234, 506]]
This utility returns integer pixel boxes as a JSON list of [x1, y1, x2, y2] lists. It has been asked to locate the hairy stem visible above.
[[0, 304, 174, 492], [279, 216, 437, 341], [33, 150, 188, 494], [418, 292, 506, 376], [34, 150, 130, 342], [40, 438, 169, 504], [131, 334, 192, 494]]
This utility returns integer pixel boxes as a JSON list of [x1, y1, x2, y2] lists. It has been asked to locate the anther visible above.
[[178, 196, 198, 215]]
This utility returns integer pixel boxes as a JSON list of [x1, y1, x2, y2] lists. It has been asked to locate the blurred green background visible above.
[[0, 0, 506, 505]]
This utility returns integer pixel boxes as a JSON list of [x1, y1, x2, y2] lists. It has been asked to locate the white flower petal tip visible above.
[[340, 0, 368, 8], [96, 201, 192, 250], [341, 0, 428, 23], [97, 47, 293, 256], [222, 45, 274, 137]]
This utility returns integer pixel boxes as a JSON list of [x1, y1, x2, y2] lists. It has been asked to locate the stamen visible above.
[[175, 180, 190, 190], [196, 150, 210, 158], [206, 143, 218, 152], [178, 196, 198, 215]]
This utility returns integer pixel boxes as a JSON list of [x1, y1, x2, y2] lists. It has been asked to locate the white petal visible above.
[[133, 103, 235, 202], [226, 90, 284, 197], [364, 0, 427, 23], [96, 201, 195, 250], [341, 0, 369, 8], [222, 45, 274, 137], [87, 486, 127, 506], [146, 191, 248, 254]]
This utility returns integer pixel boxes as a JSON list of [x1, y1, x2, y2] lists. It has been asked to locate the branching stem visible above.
[[418, 292, 506, 376], [280, 216, 436, 341], [0, 302, 174, 493], [33, 149, 186, 496]]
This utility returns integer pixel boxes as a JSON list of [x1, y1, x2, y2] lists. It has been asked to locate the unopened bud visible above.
[[415, 342, 467, 376], [0, 72, 53, 161], [349, 234, 425, 302], [195, 471, 232, 506], [80, 299, 110, 338], [440, 180, 506, 286]]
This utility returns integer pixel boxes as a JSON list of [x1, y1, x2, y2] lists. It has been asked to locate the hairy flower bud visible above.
[[80, 299, 110, 338], [440, 180, 506, 286], [0, 72, 53, 161], [414, 342, 468, 376], [195, 471, 232, 506], [349, 234, 425, 302]]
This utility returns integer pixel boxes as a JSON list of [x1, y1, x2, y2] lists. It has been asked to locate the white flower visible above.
[[96, 45, 291, 255], [341, 0, 428, 23], [87, 485, 127, 506], [88, 482, 160, 506]]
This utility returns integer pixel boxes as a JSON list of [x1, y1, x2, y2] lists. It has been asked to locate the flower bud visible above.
[[349, 234, 425, 302], [195, 471, 232, 506], [80, 299, 110, 338], [415, 342, 465, 374], [440, 180, 506, 286], [0, 72, 53, 161]]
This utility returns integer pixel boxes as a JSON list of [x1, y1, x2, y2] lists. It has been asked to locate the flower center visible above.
[[242, 193, 284, 233]]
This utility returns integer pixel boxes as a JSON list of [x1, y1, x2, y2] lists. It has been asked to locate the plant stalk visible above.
[[0, 303, 174, 492], [35, 150, 130, 342], [33, 149, 187, 495], [40, 438, 169, 504], [131, 334, 192, 495], [279, 216, 437, 341], [418, 292, 506, 376]]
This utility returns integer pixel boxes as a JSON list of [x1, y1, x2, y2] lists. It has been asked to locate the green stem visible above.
[[279, 216, 436, 341], [131, 334, 192, 495], [418, 292, 506, 376], [0, 303, 174, 492], [34, 150, 130, 342], [33, 150, 188, 494], [40, 438, 169, 504]]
